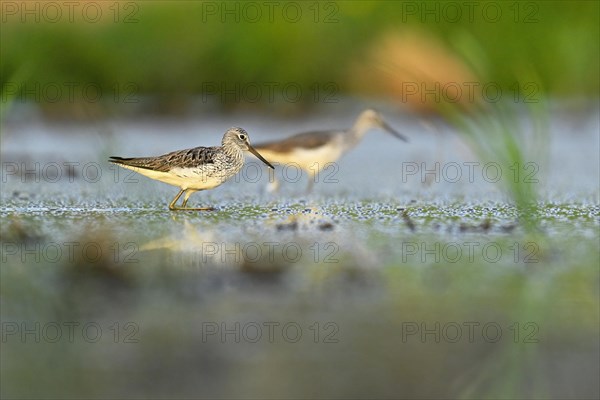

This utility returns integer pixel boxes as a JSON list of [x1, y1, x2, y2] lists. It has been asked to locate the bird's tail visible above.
[[108, 156, 153, 168], [108, 156, 134, 165]]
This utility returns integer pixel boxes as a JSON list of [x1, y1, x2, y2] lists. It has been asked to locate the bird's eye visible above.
[[238, 134, 246, 140]]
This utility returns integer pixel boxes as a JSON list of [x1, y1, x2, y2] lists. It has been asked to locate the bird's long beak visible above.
[[381, 121, 409, 142], [248, 145, 275, 169]]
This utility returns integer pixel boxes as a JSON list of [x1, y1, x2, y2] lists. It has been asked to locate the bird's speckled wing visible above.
[[255, 131, 338, 154], [109, 146, 218, 172]]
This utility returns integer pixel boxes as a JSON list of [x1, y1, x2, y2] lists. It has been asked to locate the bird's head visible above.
[[356, 109, 409, 142], [223, 127, 274, 169]]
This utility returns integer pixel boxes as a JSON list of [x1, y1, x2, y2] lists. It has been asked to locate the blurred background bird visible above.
[[254, 109, 408, 192]]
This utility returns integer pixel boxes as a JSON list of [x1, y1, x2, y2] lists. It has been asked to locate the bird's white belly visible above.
[[260, 143, 345, 173], [117, 164, 232, 190], [169, 166, 230, 189]]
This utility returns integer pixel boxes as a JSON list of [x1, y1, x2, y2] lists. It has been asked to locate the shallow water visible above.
[[1, 106, 599, 399]]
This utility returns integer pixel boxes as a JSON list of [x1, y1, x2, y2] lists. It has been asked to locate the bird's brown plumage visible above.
[[255, 131, 338, 154], [109, 146, 220, 172]]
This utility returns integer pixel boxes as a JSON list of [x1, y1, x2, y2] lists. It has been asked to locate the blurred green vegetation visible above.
[[1, 1, 598, 110], [440, 80, 549, 232]]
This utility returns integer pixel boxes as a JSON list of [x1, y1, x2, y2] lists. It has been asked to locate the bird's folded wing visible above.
[[109, 146, 216, 172], [255, 131, 336, 153]]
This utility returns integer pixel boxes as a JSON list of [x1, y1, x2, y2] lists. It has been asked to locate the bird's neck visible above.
[[346, 117, 373, 146], [222, 140, 244, 160]]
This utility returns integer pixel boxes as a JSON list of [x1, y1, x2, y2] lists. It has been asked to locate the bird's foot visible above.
[[169, 206, 216, 212]]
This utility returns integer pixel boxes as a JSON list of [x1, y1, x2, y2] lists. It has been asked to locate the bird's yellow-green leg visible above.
[[266, 164, 280, 193], [181, 189, 195, 208], [168, 189, 215, 211], [169, 189, 214, 211], [305, 170, 317, 193], [168, 188, 186, 210], [266, 177, 281, 193]]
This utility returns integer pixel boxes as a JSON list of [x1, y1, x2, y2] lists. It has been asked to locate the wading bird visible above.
[[109, 127, 274, 211], [254, 109, 408, 192]]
